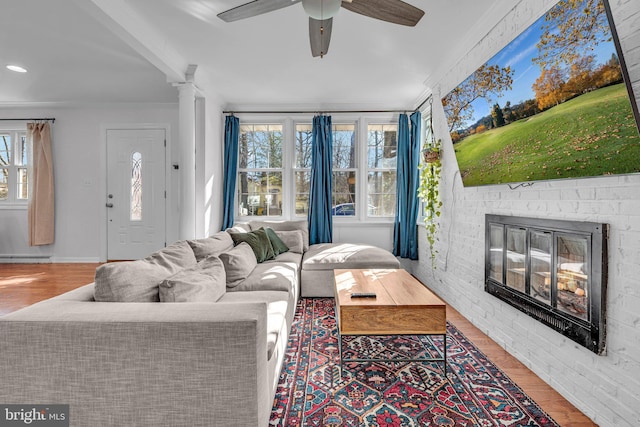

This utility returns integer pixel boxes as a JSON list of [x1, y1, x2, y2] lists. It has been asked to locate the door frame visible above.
[[99, 123, 172, 262]]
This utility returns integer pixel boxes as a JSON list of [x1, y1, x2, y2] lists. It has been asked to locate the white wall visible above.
[[413, 1, 640, 425], [0, 104, 179, 262]]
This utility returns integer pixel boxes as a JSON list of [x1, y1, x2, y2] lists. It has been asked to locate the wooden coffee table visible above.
[[334, 268, 447, 373]]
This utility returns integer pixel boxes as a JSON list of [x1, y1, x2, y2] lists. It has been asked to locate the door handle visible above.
[[106, 203, 114, 208]]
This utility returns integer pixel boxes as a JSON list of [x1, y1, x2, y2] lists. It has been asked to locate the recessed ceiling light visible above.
[[6, 65, 27, 73]]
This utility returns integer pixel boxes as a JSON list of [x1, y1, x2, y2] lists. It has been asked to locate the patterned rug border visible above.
[[270, 298, 560, 426]]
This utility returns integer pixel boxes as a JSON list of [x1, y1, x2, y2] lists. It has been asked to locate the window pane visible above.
[[17, 168, 28, 200], [332, 171, 356, 216], [367, 171, 395, 216], [294, 171, 310, 217], [333, 124, 356, 169], [238, 171, 283, 216], [239, 124, 283, 169], [0, 168, 7, 200], [367, 124, 397, 169], [0, 134, 11, 167], [295, 124, 313, 169], [17, 135, 27, 166], [130, 152, 142, 221]]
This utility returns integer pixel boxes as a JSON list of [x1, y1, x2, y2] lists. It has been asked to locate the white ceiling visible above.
[[0, 0, 513, 110]]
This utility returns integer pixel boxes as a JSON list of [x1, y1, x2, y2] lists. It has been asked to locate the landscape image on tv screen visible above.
[[443, 0, 640, 187]]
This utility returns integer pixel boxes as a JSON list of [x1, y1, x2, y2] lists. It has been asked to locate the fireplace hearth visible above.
[[485, 215, 608, 354]]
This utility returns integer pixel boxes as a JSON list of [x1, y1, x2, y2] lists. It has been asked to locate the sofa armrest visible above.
[[0, 301, 270, 427]]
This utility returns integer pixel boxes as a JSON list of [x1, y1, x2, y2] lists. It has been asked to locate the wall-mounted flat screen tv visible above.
[[443, 0, 640, 187]]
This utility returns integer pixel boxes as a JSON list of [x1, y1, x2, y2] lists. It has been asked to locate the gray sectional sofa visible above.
[[0, 220, 400, 427]]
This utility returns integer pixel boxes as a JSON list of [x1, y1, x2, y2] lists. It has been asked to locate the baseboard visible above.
[[0, 256, 100, 263], [49, 257, 101, 263], [0, 255, 52, 263]]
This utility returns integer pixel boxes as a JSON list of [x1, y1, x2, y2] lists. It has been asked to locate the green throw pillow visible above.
[[264, 227, 289, 256], [230, 228, 275, 263]]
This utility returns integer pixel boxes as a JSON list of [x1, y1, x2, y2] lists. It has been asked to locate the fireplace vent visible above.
[[485, 215, 607, 354]]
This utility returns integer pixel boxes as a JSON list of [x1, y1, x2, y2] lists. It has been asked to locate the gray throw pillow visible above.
[[249, 220, 309, 251], [159, 256, 226, 302], [219, 242, 258, 288], [274, 230, 304, 254], [94, 240, 197, 302], [188, 231, 234, 262]]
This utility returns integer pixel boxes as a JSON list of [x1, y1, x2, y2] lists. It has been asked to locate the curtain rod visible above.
[[0, 118, 55, 123], [223, 96, 434, 116], [223, 109, 413, 115]]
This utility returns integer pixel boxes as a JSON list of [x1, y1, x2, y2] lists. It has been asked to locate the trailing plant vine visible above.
[[418, 137, 442, 268]]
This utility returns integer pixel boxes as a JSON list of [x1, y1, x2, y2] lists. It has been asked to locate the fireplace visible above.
[[485, 215, 608, 354]]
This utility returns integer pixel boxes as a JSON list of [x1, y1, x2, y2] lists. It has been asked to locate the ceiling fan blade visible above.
[[218, 0, 301, 22], [309, 17, 333, 58], [341, 0, 424, 26]]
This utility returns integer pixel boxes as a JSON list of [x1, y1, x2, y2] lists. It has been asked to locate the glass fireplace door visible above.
[[556, 234, 589, 321]]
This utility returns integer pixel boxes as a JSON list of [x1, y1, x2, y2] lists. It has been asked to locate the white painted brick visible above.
[[412, 1, 640, 425]]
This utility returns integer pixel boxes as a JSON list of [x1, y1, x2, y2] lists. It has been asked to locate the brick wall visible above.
[[413, 0, 640, 425]]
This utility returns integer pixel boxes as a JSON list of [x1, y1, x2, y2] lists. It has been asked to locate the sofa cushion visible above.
[[159, 256, 226, 302], [187, 231, 234, 262], [302, 243, 401, 271], [219, 242, 258, 288], [94, 241, 197, 302], [227, 252, 301, 294], [273, 230, 304, 254], [264, 227, 289, 256], [249, 220, 309, 251], [229, 228, 276, 263]]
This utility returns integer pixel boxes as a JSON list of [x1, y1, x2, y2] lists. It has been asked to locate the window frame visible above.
[[233, 114, 401, 224], [235, 121, 287, 221], [0, 128, 29, 208], [293, 120, 360, 221], [417, 104, 432, 225], [365, 121, 399, 220]]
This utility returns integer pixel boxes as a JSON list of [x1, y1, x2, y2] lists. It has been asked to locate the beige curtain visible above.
[[28, 122, 55, 246]]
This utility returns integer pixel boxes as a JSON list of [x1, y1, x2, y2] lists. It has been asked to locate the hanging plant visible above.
[[418, 138, 442, 268]]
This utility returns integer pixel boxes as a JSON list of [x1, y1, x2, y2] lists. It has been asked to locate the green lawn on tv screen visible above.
[[453, 83, 640, 186]]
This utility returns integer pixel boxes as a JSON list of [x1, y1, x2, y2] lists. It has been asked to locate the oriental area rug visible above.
[[270, 298, 559, 427]]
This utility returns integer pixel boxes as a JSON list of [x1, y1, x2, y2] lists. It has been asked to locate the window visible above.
[[294, 123, 357, 217], [0, 130, 29, 203], [237, 124, 283, 217], [130, 151, 142, 221], [367, 124, 397, 217]]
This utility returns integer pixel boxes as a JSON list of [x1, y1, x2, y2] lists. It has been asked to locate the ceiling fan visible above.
[[217, 0, 424, 58]]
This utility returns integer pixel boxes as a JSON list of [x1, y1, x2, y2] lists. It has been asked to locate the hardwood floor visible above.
[[0, 263, 596, 426]]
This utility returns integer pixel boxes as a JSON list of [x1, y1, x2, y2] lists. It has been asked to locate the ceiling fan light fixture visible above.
[[302, 0, 341, 20]]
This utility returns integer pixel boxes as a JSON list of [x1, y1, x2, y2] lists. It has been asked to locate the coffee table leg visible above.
[[338, 331, 344, 374], [443, 332, 447, 375]]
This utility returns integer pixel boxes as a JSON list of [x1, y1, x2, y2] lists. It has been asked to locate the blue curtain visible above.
[[308, 115, 333, 244], [221, 115, 239, 230], [393, 111, 421, 259]]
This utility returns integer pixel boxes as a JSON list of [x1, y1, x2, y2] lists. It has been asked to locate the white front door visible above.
[[106, 129, 166, 260]]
